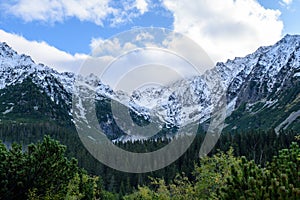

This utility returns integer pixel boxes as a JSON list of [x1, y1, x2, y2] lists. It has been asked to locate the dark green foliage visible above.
[[0, 122, 298, 196], [0, 136, 98, 199], [220, 142, 300, 199], [225, 82, 300, 132], [124, 141, 300, 200], [0, 128, 299, 199], [0, 77, 71, 125]]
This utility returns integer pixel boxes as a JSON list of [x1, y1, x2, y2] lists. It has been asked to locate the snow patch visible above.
[[226, 97, 237, 117], [293, 72, 300, 77], [112, 135, 148, 143], [275, 110, 300, 134], [2, 106, 13, 114]]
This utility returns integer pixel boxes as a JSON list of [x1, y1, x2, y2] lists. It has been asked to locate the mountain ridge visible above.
[[1, 34, 300, 139]]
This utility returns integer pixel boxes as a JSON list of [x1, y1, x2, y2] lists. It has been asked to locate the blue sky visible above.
[[0, 0, 174, 55], [0, 0, 299, 72], [258, 0, 300, 34]]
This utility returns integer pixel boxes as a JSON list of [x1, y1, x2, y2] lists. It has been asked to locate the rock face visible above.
[[126, 34, 300, 133], [226, 35, 300, 107], [1, 34, 300, 139]]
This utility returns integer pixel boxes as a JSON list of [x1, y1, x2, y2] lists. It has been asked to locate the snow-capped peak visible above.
[[1, 34, 300, 138]]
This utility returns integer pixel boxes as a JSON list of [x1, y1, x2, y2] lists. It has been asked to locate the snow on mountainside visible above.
[[226, 34, 300, 108], [128, 76, 214, 127], [0, 42, 74, 105], [0, 42, 113, 113], [222, 35, 300, 132], [129, 35, 300, 128], [1, 34, 300, 136]]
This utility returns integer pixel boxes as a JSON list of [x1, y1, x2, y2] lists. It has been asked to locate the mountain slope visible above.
[[123, 35, 300, 134], [223, 35, 300, 132], [0, 43, 72, 124], [0, 76, 71, 124], [0, 35, 300, 138]]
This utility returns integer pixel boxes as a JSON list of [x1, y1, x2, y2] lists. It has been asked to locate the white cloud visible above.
[[90, 37, 137, 57], [109, 1, 149, 26], [0, 29, 87, 73], [162, 0, 284, 63], [135, 31, 154, 41], [1, 0, 149, 26], [282, 0, 293, 5], [279, 0, 293, 8], [89, 29, 214, 90], [2, 0, 116, 26], [0, 0, 286, 80], [136, 0, 148, 14]]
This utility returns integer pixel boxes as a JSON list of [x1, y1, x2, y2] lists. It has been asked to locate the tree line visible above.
[[0, 123, 299, 199]]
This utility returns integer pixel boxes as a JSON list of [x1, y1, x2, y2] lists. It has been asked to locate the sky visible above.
[[0, 0, 299, 73]]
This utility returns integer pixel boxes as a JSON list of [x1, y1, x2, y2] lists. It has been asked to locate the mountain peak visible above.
[[278, 34, 300, 45], [0, 42, 17, 57], [1, 35, 300, 135]]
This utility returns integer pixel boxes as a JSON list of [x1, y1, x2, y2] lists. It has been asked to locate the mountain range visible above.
[[0, 34, 300, 141]]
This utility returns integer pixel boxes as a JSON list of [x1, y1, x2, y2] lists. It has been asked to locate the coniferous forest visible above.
[[0, 122, 299, 199]]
